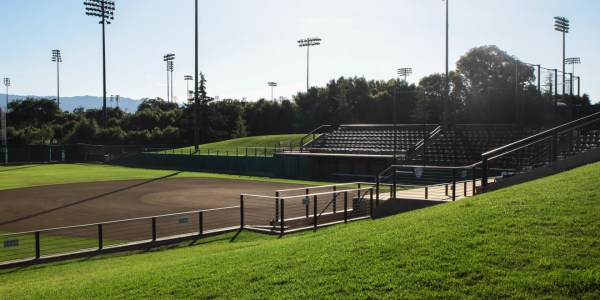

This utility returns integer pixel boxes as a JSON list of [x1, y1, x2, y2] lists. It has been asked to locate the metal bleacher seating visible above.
[[303, 124, 436, 155]]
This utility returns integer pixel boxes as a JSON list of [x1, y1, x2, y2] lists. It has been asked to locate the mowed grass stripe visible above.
[[0, 163, 331, 191], [0, 162, 599, 298]]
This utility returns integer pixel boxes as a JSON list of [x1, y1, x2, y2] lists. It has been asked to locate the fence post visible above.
[[98, 224, 103, 250], [392, 167, 397, 199], [280, 199, 285, 235], [35, 231, 41, 259], [482, 158, 489, 186], [551, 132, 559, 163], [369, 188, 374, 217], [151, 218, 157, 241], [275, 191, 280, 222], [425, 186, 429, 199], [375, 176, 380, 206], [452, 169, 456, 201], [344, 192, 348, 223], [472, 166, 477, 195], [313, 195, 318, 231], [305, 188, 310, 218], [445, 184, 448, 196], [333, 185, 337, 213], [240, 195, 244, 229], [464, 181, 467, 197], [199, 211, 204, 235]]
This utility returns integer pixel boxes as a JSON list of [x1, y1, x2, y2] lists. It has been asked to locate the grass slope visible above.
[[1, 163, 599, 298], [0, 164, 330, 191], [172, 134, 312, 154]]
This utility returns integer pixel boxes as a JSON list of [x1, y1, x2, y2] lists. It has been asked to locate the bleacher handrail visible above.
[[300, 125, 333, 150]]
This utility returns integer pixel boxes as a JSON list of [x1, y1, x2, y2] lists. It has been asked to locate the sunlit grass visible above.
[[1, 162, 599, 298]]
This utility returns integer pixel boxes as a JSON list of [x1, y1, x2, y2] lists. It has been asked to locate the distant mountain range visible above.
[[0, 94, 143, 113]]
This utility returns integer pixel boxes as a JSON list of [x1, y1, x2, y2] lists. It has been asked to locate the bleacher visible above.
[[562, 130, 600, 157], [416, 125, 538, 166], [303, 124, 437, 155]]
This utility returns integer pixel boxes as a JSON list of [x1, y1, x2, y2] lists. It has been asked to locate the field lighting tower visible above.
[[268, 82, 277, 100], [397, 68, 412, 82], [194, 0, 200, 151], [84, 0, 115, 128], [442, 0, 449, 130], [554, 17, 569, 108], [565, 57, 580, 93], [163, 53, 175, 103], [297, 37, 321, 91], [2, 78, 9, 164], [51, 50, 62, 108], [184, 75, 193, 101], [169, 61, 174, 103]]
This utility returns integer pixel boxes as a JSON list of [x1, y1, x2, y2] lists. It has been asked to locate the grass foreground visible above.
[[1, 163, 599, 298], [0, 163, 330, 191]]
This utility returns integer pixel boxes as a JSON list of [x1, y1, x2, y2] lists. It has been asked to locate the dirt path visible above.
[[0, 178, 308, 232]]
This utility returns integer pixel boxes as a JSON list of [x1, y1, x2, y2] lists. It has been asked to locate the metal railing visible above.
[[481, 111, 600, 185], [0, 206, 239, 265], [241, 185, 376, 234], [300, 125, 333, 151]]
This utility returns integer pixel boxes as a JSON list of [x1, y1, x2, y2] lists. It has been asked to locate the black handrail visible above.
[[481, 111, 600, 185], [300, 125, 332, 150]]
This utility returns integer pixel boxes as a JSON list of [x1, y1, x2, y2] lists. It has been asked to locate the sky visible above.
[[1, 0, 599, 105]]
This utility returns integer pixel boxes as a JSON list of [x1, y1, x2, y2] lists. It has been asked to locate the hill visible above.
[[170, 134, 313, 155], [1, 94, 142, 113], [1, 162, 599, 298]]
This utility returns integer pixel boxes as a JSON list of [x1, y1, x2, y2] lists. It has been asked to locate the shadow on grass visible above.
[[0, 171, 183, 227]]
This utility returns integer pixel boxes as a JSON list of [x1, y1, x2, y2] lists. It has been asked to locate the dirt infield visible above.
[[0, 177, 308, 233]]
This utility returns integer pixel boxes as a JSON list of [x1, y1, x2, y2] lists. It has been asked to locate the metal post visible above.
[[275, 191, 280, 222], [35, 231, 41, 259], [369, 188, 374, 217], [452, 169, 456, 201], [375, 176, 380, 207], [443, 0, 449, 130], [482, 158, 488, 186], [199, 211, 203, 235], [392, 167, 397, 199], [333, 185, 337, 213], [280, 199, 285, 234], [305, 188, 309, 218], [463, 181, 467, 197], [101, 9, 107, 128], [425, 186, 429, 199], [194, 0, 200, 151], [98, 224, 103, 250], [313, 195, 318, 231], [344, 192, 348, 223], [152, 218, 157, 241], [472, 166, 476, 195], [240, 195, 244, 228]]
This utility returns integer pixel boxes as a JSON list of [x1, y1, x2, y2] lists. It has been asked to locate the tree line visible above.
[[3, 45, 594, 146]]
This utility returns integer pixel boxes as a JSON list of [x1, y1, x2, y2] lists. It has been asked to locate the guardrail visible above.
[[0, 206, 239, 265]]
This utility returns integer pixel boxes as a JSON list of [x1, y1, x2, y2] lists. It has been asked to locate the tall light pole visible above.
[[84, 0, 115, 128], [443, 0, 449, 130], [194, 0, 200, 151], [554, 16, 569, 119], [397, 68, 412, 82], [3, 78, 9, 111], [565, 57, 580, 94], [51, 50, 62, 108], [297, 37, 321, 91], [268, 82, 277, 100], [2, 78, 9, 164], [184, 75, 193, 101], [169, 61, 174, 103], [163, 53, 175, 103]]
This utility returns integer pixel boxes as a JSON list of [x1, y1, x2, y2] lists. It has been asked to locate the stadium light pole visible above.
[[84, 0, 115, 128], [554, 16, 569, 119], [565, 57, 580, 94], [268, 82, 277, 100], [184, 75, 193, 101], [397, 68, 412, 82], [163, 53, 175, 103], [169, 61, 174, 103], [194, 0, 200, 151], [443, 0, 449, 130], [575, 76, 580, 98], [2, 78, 9, 164], [51, 50, 62, 108], [297, 37, 321, 91]]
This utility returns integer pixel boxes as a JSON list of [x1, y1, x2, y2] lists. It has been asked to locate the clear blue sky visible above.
[[1, 0, 599, 104]]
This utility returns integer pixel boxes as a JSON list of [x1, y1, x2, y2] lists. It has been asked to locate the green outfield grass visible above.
[[1, 162, 599, 298], [0, 164, 331, 191], [161, 133, 316, 155]]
